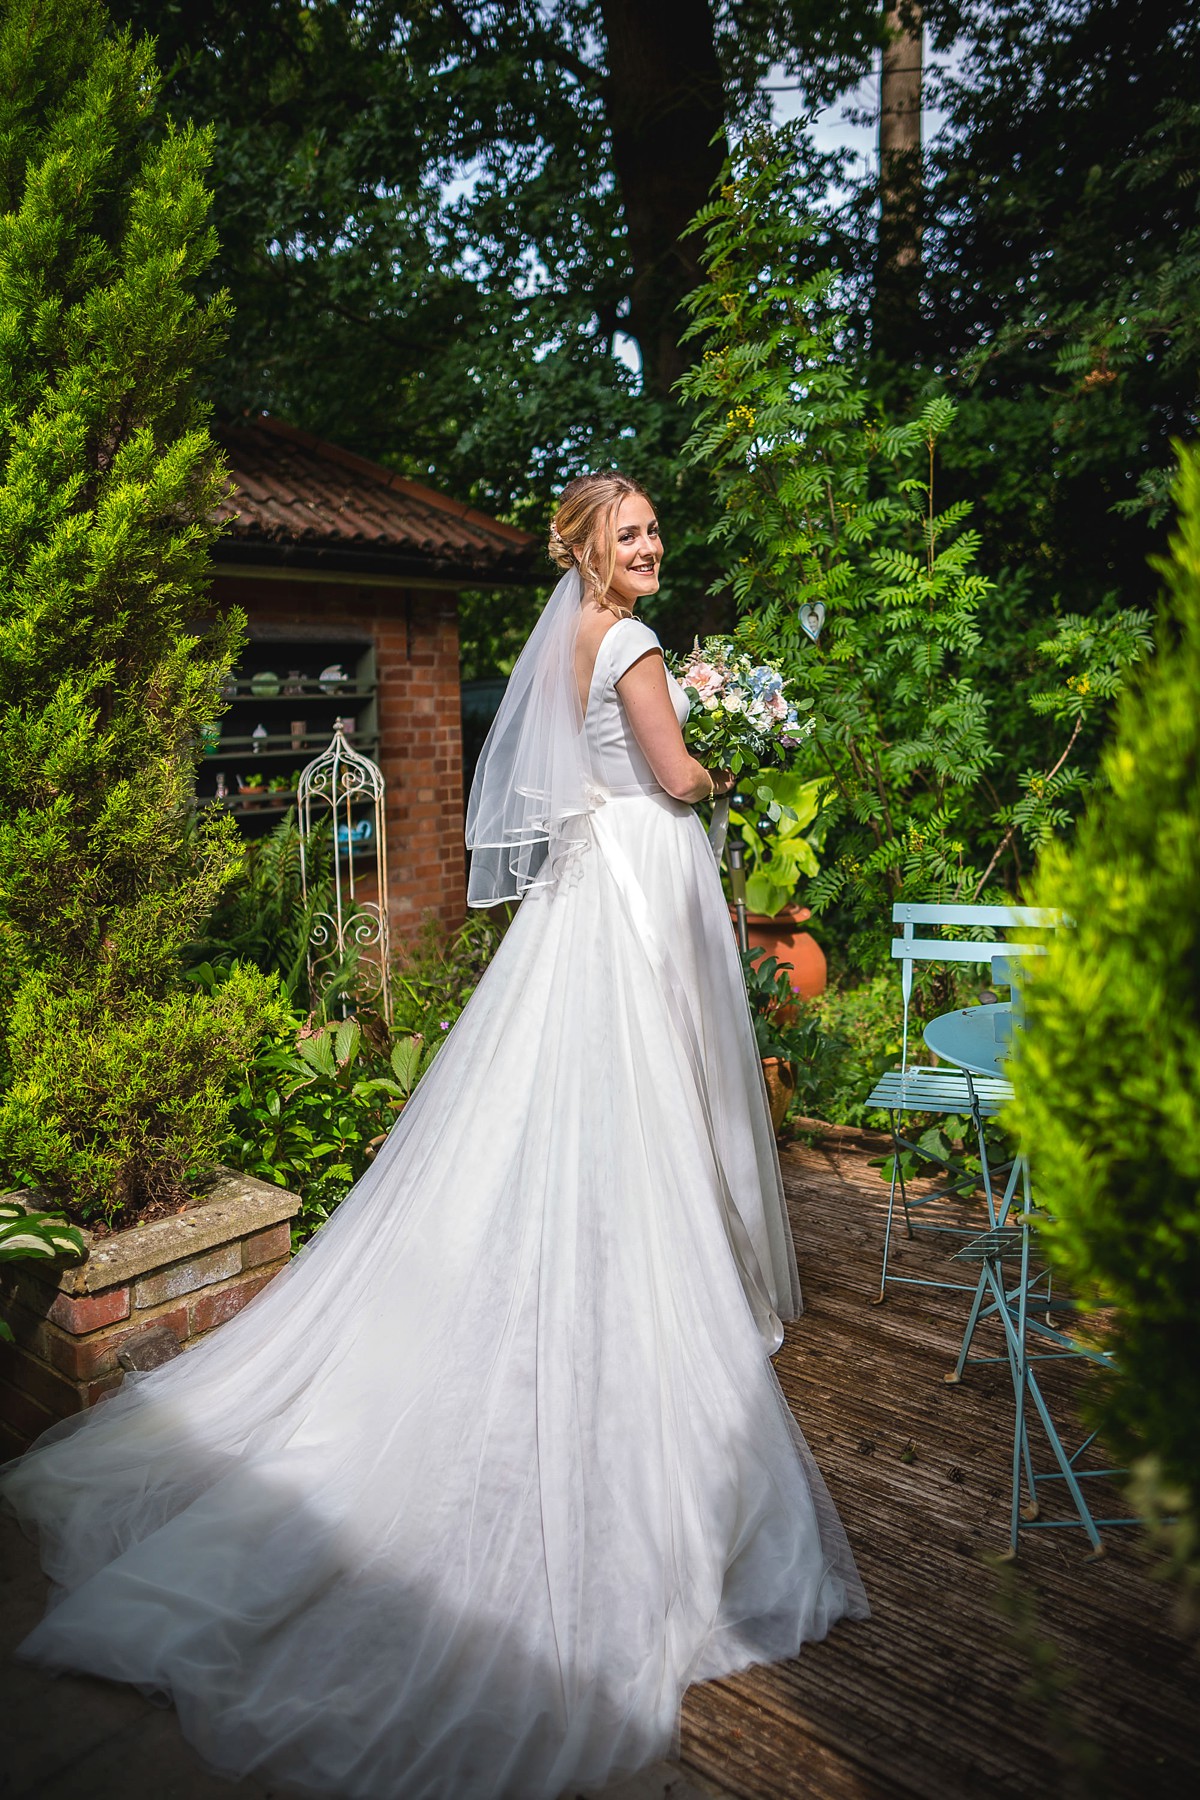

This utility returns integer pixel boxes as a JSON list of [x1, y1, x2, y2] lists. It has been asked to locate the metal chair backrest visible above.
[[891, 902, 1064, 1071]]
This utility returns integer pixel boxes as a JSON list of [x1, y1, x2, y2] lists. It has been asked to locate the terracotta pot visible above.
[[731, 903, 827, 1000], [761, 1058, 795, 1133]]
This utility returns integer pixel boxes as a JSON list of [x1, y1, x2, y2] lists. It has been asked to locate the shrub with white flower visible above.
[[669, 636, 812, 774]]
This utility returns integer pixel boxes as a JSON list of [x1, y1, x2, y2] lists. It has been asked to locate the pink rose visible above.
[[684, 660, 721, 699]]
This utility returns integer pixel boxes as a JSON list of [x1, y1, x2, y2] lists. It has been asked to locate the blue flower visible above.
[[748, 665, 783, 697]]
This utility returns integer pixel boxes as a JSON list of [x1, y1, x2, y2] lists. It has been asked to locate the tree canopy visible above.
[[100, 0, 1197, 675]]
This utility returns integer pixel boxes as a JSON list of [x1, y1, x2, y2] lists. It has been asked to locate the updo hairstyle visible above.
[[548, 471, 656, 605]]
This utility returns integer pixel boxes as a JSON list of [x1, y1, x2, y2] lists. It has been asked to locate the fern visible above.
[[676, 124, 1152, 959]]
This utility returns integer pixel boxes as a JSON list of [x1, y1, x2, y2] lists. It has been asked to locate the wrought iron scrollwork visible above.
[[297, 723, 392, 1023]]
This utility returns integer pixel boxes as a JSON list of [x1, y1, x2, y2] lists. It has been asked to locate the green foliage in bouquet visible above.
[[0, 0, 280, 1224], [1008, 446, 1200, 1552], [669, 637, 810, 776], [678, 128, 1152, 965]]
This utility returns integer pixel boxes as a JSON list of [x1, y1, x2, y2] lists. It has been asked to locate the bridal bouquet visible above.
[[669, 637, 811, 775]]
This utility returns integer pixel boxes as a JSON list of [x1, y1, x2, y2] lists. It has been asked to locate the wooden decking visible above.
[[678, 1127, 1199, 1800]]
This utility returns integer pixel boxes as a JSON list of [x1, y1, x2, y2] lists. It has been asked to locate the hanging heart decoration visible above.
[[799, 600, 826, 644]]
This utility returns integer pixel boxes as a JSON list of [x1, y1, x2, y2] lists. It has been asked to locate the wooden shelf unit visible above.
[[198, 639, 378, 836]]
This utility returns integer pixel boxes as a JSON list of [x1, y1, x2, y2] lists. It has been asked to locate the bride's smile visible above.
[[607, 493, 663, 606]]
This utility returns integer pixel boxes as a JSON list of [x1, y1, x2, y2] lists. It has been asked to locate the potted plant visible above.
[[741, 949, 829, 1132], [237, 772, 266, 809], [730, 770, 827, 1000]]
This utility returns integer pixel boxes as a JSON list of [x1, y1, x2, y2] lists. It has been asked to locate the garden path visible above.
[[679, 1125, 1199, 1799]]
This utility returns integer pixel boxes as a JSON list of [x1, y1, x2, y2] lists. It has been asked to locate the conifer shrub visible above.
[[1008, 446, 1200, 1528], [0, 0, 284, 1225]]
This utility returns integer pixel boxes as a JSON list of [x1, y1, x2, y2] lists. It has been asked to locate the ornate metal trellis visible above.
[[297, 723, 393, 1024]]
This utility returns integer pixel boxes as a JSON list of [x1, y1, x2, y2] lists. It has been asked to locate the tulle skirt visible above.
[[1, 793, 868, 1799]]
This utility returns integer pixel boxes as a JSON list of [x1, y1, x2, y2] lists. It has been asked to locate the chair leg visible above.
[[945, 1267, 989, 1384], [997, 1183, 1104, 1557], [1012, 1202, 1038, 1536], [995, 1150, 1023, 1228], [970, 1076, 999, 1228], [1019, 1369, 1105, 1555], [896, 1138, 915, 1237], [874, 1120, 904, 1304]]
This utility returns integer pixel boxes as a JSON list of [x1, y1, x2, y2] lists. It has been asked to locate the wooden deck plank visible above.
[[677, 1132, 1200, 1800]]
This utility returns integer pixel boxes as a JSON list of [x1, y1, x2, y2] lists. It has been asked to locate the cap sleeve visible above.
[[606, 618, 662, 684]]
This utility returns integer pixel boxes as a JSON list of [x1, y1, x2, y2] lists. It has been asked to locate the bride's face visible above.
[[604, 494, 663, 607]]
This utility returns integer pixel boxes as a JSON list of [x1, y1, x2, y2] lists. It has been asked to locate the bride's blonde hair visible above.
[[548, 471, 656, 607]]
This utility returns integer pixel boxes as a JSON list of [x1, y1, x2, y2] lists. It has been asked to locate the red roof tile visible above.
[[214, 417, 537, 582]]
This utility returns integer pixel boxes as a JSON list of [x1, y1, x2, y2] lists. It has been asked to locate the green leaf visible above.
[[390, 1035, 425, 1096], [334, 1017, 361, 1068], [0, 1214, 87, 1264], [297, 1033, 338, 1079], [745, 872, 793, 916]]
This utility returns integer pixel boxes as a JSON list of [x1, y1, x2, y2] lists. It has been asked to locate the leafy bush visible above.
[[805, 973, 911, 1128], [1008, 446, 1200, 1540], [0, 965, 286, 1226], [225, 1013, 433, 1250], [221, 913, 509, 1250], [730, 772, 823, 918], [678, 127, 1152, 969], [391, 910, 509, 1039], [183, 810, 347, 1010], [0, 0, 277, 1223]]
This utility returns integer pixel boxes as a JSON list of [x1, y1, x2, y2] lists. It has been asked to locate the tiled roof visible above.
[[213, 417, 537, 582]]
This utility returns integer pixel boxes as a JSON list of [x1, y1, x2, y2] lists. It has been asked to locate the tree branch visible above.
[[968, 711, 1084, 901]]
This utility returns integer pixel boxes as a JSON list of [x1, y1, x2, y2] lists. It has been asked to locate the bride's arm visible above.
[[616, 652, 731, 803]]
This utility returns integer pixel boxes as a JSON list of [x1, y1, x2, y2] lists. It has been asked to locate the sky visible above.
[[773, 24, 955, 178], [463, 24, 960, 380]]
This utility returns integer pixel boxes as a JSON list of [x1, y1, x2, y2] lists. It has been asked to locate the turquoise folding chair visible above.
[[948, 1183, 1137, 1557], [867, 903, 1060, 1303], [934, 943, 1137, 1555], [949, 1023, 1133, 1550]]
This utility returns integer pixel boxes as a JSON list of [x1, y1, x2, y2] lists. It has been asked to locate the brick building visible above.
[[208, 417, 536, 935]]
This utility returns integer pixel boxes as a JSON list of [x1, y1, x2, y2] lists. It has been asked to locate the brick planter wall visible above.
[[0, 1170, 300, 1457]]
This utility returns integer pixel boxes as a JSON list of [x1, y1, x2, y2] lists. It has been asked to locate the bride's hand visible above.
[[709, 767, 735, 798]]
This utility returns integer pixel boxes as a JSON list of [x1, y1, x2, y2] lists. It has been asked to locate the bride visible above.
[[1, 471, 868, 1798]]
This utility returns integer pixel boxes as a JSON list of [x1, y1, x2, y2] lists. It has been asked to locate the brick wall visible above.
[[213, 573, 467, 938], [0, 1172, 299, 1457]]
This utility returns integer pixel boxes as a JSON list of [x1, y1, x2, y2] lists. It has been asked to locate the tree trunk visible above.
[[874, 1, 924, 361], [598, 0, 727, 397]]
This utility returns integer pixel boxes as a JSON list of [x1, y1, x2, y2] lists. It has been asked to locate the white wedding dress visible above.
[[2, 616, 867, 1799]]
